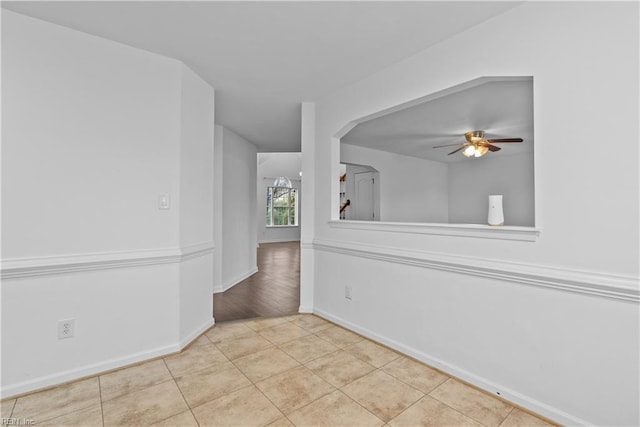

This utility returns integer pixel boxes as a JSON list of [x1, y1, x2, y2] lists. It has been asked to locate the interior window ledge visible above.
[[328, 220, 539, 242]]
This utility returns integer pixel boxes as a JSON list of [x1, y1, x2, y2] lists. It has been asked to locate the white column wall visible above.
[[216, 127, 258, 293], [1, 11, 216, 397], [178, 65, 216, 342]]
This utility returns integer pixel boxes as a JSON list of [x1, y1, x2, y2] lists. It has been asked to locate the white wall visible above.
[[341, 144, 448, 222], [304, 2, 638, 426], [213, 126, 224, 294], [2, 12, 181, 258], [178, 65, 216, 343], [257, 152, 302, 243], [216, 127, 258, 292], [448, 152, 534, 226], [1, 11, 215, 397]]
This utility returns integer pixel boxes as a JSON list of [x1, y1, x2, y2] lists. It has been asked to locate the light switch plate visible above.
[[158, 194, 170, 210]]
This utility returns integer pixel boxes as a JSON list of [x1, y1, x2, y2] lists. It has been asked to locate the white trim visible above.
[[329, 220, 540, 242], [180, 241, 216, 261], [298, 305, 314, 313], [213, 267, 258, 294], [0, 342, 180, 399], [312, 239, 639, 303], [300, 241, 314, 250], [313, 309, 590, 427], [1, 242, 215, 280], [180, 318, 216, 348]]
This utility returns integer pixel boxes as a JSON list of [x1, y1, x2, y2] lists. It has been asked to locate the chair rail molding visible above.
[[1, 241, 215, 280], [312, 238, 639, 303], [329, 220, 540, 242]]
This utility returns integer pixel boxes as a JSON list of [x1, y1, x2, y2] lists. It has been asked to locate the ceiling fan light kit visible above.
[[462, 144, 489, 157], [433, 130, 524, 158]]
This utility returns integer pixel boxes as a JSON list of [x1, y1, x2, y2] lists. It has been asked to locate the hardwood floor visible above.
[[213, 241, 300, 322]]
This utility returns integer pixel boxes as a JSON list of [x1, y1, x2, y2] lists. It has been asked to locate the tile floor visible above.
[[1, 315, 556, 427]]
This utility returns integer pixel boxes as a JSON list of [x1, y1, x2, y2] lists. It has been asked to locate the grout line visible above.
[[225, 344, 289, 423], [6, 398, 16, 418], [334, 387, 387, 424], [499, 406, 517, 427], [97, 376, 105, 427], [159, 357, 202, 427], [376, 357, 450, 396], [427, 378, 510, 427]]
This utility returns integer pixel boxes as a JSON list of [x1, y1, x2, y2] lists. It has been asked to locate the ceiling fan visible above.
[[433, 130, 523, 158]]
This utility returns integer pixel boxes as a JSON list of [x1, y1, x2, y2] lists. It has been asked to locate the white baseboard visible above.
[[1, 318, 218, 400], [1, 342, 180, 399], [213, 267, 258, 293], [298, 305, 314, 313], [180, 318, 215, 348], [313, 308, 591, 427]]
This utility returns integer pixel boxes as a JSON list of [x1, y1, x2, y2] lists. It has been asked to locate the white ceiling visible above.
[[341, 77, 534, 163], [1, 1, 521, 152]]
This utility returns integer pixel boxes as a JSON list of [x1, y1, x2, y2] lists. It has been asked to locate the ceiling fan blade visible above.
[[432, 142, 464, 148], [486, 138, 523, 143], [486, 144, 501, 152], [447, 146, 466, 155]]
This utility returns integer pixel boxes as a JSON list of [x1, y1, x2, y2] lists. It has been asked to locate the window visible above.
[[266, 187, 298, 226]]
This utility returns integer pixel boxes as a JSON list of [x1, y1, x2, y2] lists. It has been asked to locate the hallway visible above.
[[213, 241, 300, 322]]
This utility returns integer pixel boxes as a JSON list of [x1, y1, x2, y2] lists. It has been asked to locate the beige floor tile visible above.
[[205, 322, 257, 343], [315, 325, 364, 348], [233, 347, 300, 383], [244, 316, 290, 331], [341, 370, 424, 422], [100, 359, 173, 402], [0, 399, 16, 418], [12, 377, 100, 422], [287, 390, 384, 427], [259, 322, 311, 345], [189, 334, 213, 346], [256, 365, 335, 414], [164, 344, 229, 376], [215, 334, 274, 360], [381, 357, 448, 393], [279, 334, 339, 363], [149, 410, 198, 427], [389, 395, 484, 427], [35, 404, 103, 427], [344, 340, 401, 368], [500, 408, 556, 427], [429, 379, 512, 427], [267, 417, 296, 427], [192, 385, 282, 427], [102, 380, 188, 426], [305, 350, 376, 388], [289, 315, 332, 333], [175, 364, 251, 408]]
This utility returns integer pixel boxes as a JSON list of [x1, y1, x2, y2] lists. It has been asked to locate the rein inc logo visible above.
[[1, 419, 34, 426]]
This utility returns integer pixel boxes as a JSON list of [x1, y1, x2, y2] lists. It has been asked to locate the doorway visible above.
[[342, 163, 380, 221], [213, 241, 300, 322]]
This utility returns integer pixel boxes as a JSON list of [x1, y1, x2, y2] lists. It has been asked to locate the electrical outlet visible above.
[[345, 286, 352, 300], [58, 319, 75, 339]]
